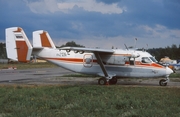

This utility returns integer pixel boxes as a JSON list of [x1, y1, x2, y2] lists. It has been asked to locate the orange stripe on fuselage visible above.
[[46, 57, 98, 64], [151, 63, 164, 68], [136, 63, 164, 68], [46, 57, 164, 68], [47, 58, 83, 63], [16, 40, 28, 62], [40, 32, 52, 47], [113, 54, 131, 56]]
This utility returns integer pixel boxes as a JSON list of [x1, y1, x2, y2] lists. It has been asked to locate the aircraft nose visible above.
[[166, 67, 173, 75]]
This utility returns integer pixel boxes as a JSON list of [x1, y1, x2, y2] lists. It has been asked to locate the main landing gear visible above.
[[98, 77, 118, 85], [159, 75, 169, 86]]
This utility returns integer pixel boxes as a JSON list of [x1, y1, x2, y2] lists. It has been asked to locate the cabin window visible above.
[[141, 57, 151, 63], [85, 58, 91, 64]]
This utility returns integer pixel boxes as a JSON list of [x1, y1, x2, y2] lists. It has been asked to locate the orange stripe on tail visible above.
[[40, 31, 52, 47], [16, 41, 29, 62]]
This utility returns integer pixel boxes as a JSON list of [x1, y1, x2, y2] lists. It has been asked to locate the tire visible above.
[[109, 77, 118, 85], [159, 79, 167, 86], [98, 77, 107, 85]]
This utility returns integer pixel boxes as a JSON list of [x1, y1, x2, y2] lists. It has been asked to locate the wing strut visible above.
[[94, 52, 109, 78]]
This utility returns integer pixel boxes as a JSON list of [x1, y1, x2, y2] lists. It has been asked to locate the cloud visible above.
[[58, 0, 123, 14], [0, 0, 180, 49], [96, 0, 122, 4], [138, 24, 180, 41], [54, 24, 180, 49], [24, 0, 59, 13], [25, 0, 123, 14]]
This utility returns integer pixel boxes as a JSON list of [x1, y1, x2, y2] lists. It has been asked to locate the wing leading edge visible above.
[[60, 47, 114, 53]]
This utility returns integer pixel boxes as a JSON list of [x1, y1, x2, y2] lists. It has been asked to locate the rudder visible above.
[[5, 27, 33, 62]]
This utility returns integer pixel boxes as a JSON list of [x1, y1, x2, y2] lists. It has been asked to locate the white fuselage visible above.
[[33, 48, 172, 78]]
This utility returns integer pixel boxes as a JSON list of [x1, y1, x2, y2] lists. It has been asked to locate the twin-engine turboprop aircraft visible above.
[[5, 27, 173, 86]]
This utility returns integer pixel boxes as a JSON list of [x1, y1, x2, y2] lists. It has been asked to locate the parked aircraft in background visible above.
[[5, 27, 173, 86], [159, 56, 180, 71], [171, 63, 180, 71]]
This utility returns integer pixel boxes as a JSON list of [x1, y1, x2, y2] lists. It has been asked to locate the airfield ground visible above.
[[0, 65, 180, 116], [0, 67, 180, 87]]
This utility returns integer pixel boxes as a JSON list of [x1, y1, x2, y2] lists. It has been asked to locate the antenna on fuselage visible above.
[[124, 44, 128, 50], [146, 44, 148, 51], [134, 38, 137, 49]]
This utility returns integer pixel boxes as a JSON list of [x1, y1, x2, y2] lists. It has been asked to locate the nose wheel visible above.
[[159, 75, 169, 86], [159, 79, 167, 86]]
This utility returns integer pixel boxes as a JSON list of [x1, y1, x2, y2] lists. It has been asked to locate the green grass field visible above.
[[0, 85, 180, 117]]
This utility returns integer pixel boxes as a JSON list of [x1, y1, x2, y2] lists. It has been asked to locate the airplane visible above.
[[5, 27, 173, 86]]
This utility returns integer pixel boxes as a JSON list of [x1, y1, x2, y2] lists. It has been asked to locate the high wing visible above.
[[60, 47, 114, 53], [60, 47, 115, 80]]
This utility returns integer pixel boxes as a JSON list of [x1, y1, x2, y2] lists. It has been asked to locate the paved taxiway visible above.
[[0, 67, 180, 87], [0, 67, 72, 83]]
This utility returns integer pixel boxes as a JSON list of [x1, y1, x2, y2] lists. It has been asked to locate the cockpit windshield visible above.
[[141, 57, 158, 63], [149, 57, 158, 63], [141, 57, 151, 63]]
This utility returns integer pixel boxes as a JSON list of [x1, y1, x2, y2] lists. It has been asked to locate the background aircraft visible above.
[[5, 27, 173, 86]]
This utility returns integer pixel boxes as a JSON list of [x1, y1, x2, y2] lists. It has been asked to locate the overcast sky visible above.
[[0, 0, 180, 49]]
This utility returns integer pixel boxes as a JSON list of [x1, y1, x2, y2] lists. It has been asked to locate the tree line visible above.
[[0, 42, 179, 61], [0, 43, 7, 59], [148, 44, 180, 61]]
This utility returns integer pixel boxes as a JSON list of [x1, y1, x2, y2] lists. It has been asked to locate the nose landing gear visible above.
[[159, 75, 169, 86]]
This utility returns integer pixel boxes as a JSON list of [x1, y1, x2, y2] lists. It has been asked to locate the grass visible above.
[[170, 72, 180, 78], [0, 85, 180, 117]]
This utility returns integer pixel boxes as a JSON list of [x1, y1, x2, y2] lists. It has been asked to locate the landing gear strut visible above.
[[159, 75, 169, 86]]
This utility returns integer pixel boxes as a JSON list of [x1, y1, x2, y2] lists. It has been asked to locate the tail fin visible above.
[[33, 30, 56, 49], [5, 27, 33, 62]]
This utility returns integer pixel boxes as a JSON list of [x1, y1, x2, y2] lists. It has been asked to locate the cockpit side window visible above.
[[141, 57, 151, 63], [149, 57, 158, 63]]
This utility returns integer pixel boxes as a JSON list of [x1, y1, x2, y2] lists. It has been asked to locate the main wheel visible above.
[[159, 79, 167, 86], [98, 77, 107, 85], [109, 77, 118, 85]]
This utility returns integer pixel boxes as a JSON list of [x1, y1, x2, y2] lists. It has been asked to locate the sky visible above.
[[0, 0, 180, 49]]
